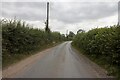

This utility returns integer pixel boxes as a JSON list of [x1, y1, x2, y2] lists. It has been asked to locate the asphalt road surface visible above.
[[4, 41, 110, 78]]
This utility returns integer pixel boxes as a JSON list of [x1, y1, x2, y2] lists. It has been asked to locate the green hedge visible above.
[[1, 19, 66, 67], [72, 25, 120, 77]]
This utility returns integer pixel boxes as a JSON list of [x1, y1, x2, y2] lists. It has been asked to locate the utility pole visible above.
[[66, 30, 68, 36], [45, 2, 50, 33], [66, 30, 68, 40]]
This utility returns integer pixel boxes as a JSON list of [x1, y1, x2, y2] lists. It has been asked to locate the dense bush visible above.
[[1, 19, 66, 66], [72, 25, 120, 77]]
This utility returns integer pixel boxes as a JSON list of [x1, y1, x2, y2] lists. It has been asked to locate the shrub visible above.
[[72, 25, 120, 77]]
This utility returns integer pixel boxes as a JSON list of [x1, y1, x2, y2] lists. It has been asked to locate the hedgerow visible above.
[[1, 19, 66, 67], [72, 25, 120, 78]]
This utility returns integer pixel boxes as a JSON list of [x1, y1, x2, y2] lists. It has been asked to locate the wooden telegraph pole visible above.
[[45, 2, 50, 33]]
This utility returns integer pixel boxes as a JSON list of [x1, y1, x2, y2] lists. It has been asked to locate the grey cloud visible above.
[[2, 2, 46, 21], [118, 1, 120, 23], [50, 2, 117, 23], [1, 2, 118, 23]]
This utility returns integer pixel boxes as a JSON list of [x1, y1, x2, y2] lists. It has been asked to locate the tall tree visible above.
[[67, 31, 75, 40], [77, 29, 85, 34]]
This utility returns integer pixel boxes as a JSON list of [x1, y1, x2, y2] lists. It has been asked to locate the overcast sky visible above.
[[1, 0, 119, 34]]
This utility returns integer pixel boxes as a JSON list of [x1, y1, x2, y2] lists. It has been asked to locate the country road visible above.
[[3, 41, 110, 78]]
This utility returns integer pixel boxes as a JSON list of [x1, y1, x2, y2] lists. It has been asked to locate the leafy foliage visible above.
[[72, 25, 120, 77], [66, 31, 75, 40], [1, 19, 66, 67]]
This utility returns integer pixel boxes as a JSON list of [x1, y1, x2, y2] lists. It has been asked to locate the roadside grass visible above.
[[71, 43, 119, 79], [3, 42, 63, 69]]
